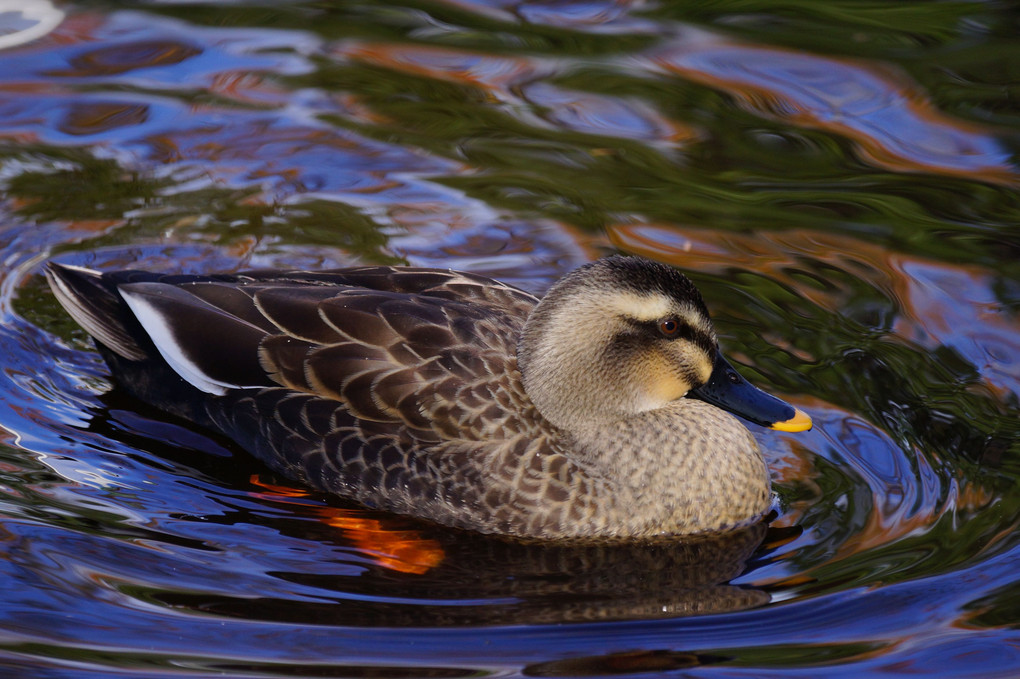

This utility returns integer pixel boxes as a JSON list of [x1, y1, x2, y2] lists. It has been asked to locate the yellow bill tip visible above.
[[771, 407, 813, 433]]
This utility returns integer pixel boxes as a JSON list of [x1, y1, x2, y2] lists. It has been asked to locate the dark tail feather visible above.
[[46, 263, 148, 360], [46, 262, 219, 424]]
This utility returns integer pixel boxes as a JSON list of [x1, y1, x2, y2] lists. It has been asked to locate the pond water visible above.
[[1, 0, 1018, 677]]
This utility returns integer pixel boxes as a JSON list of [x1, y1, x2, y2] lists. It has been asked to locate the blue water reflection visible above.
[[0, 0, 1018, 676]]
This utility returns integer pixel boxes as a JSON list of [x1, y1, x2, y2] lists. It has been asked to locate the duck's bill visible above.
[[689, 352, 812, 432]]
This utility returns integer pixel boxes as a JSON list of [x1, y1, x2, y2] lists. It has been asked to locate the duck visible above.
[[47, 255, 811, 540]]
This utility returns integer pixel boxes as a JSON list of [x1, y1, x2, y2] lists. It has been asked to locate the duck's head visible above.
[[517, 256, 811, 435]]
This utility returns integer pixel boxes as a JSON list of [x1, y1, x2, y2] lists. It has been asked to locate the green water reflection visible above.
[[0, 0, 1018, 676]]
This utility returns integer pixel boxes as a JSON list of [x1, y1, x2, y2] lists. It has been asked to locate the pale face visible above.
[[603, 293, 718, 412], [518, 258, 721, 431]]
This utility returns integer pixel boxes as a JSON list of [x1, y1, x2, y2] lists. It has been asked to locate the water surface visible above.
[[0, 1, 1018, 677]]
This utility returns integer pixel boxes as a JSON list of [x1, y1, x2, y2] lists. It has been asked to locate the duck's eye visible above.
[[658, 319, 680, 338]]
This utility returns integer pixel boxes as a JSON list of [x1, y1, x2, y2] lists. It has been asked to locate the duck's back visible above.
[[52, 265, 535, 421]]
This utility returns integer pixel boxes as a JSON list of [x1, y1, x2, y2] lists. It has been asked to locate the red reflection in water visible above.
[[145, 122, 455, 200], [45, 40, 202, 77], [340, 42, 698, 145], [207, 71, 291, 108], [6, 10, 104, 51], [647, 29, 1017, 185], [337, 42, 543, 98], [59, 101, 149, 136], [248, 474, 445, 575]]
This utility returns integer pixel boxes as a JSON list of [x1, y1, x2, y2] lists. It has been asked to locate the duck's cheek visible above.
[[646, 375, 689, 407], [631, 353, 693, 411]]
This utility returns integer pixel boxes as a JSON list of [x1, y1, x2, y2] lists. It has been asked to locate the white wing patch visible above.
[[120, 287, 238, 395]]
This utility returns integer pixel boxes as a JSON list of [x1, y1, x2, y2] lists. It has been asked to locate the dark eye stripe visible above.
[[652, 318, 715, 355]]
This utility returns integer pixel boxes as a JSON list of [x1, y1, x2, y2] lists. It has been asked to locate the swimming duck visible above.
[[47, 256, 810, 540]]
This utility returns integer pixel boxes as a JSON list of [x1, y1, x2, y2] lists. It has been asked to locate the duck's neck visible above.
[[573, 399, 772, 535]]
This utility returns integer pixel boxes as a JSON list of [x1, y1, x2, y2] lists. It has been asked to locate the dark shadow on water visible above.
[[522, 649, 731, 676]]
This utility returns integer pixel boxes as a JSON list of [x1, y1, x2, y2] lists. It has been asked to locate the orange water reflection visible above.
[[59, 102, 149, 136], [338, 42, 541, 98], [45, 40, 202, 78], [339, 42, 695, 146], [647, 29, 1018, 185], [248, 475, 445, 575]]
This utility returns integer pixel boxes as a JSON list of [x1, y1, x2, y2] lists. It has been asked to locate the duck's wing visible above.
[[48, 264, 540, 442], [250, 278, 540, 442]]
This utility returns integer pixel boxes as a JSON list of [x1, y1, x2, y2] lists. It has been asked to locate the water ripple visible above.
[[646, 27, 1018, 184], [0, 1, 1018, 676]]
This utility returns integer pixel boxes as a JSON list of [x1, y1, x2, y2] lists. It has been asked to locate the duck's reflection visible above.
[[199, 508, 775, 626], [522, 649, 731, 676]]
